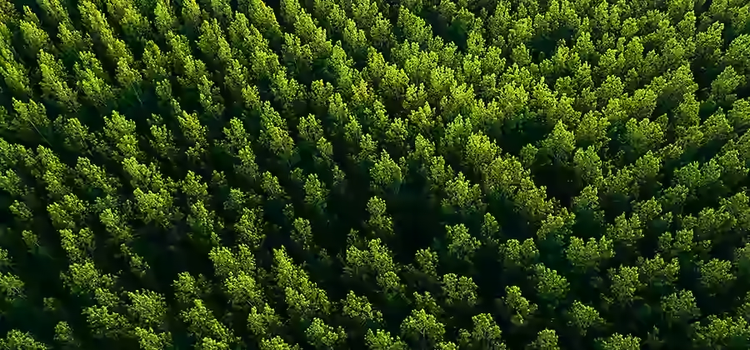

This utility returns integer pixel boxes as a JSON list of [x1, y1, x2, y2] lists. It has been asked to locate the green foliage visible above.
[[0, 0, 748, 349]]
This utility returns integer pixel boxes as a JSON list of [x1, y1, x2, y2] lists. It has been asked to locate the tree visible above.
[[370, 150, 403, 193], [303, 173, 328, 214], [442, 173, 485, 219], [607, 213, 644, 249], [365, 329, 407, 350], [38, 50, 79, 111], [500, 238, 539, 270], [624, 117, 664, 158], [541, 121, 575, 162], [181, 299, 237, 345], [527, 329, 560, 350], [247, 304, 282, 339], [0, 330, 49, 350], [690, 315, 750, 349], [566, 300, 605, 336], [598, 333, 641, 350], [74, 51, 115, 109], [607, 265, 643, 306], [458, 313, 506, 349], [126, 289, 169, 329], [342, 291, 383, 327], [0, 271, 24, 305], [397, 8, 432, 46], [400, 308, 446, 348], [503, 285, 538, 326], [305, 318, 346, 349], [441, 273, 478, 307], [698, 258, 736, 295], [273, 247, 332, 319], [660, 289, 700, 326], [11, 98, 51, 144], [53, 321, 81, 349], [711, 66, 744, 105], [480, 213, 501, 245], [573, 147, 604, 186], [84, 305, 131, 341], [728, 99, 750, 132], [566, 235, 614, 273], [0, 43, 32, 98], [19, 9, 52, 56], [366, 197, 394, 238], [532, 264, 570, 308], [638, 254, 680, 291], [445, 223, 482, 263], [260, 336, 300, 350]]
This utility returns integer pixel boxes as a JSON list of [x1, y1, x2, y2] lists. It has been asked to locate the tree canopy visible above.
[[0, 0, 749, 349]]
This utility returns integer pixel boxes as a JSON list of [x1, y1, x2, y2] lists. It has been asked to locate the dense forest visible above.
[[0, 0, 749, 348]]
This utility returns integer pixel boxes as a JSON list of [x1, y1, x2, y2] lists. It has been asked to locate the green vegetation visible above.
[[0, 0, 749, 348]]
